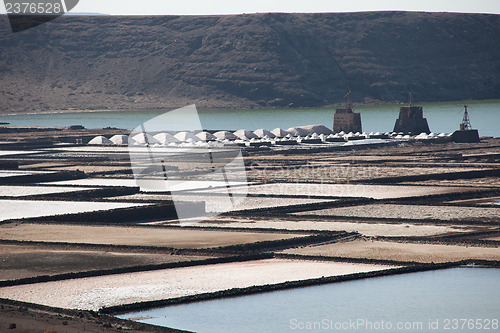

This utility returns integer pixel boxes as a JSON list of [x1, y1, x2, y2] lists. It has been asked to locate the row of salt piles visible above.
[[88, 126, 451, 146], [88, 125, 337, 146]]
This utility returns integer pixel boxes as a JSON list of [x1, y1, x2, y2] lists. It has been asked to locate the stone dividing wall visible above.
[[0, 170, 85, 185]]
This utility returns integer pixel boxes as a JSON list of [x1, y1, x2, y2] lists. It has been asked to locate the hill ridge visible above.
[[0, 12, 499, 112]]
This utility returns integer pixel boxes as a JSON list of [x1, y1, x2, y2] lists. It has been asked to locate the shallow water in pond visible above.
[[118, 267, 500, 333]]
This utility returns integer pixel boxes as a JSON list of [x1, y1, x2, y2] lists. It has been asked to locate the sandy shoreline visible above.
[[0, 100, 407, 117], [0, 108, 165, 117]]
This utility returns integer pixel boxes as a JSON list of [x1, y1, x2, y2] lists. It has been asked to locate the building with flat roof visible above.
[[393, 106, 430, 134], [333, 108, 362, 133], [333, 91, 362, 133]]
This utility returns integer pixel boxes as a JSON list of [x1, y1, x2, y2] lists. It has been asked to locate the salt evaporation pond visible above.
[[198, 183, 474, 199], [0, 185, 98, 197], [0, 200, 148, 222], [0, 170, 56, 178], [119, 267, 500, 333]]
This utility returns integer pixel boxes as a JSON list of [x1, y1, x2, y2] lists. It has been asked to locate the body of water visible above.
[[0, 100, 499, 137], [118, 267, 500, 333]]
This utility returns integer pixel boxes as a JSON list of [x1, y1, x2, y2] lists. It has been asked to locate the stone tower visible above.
[[333, 91, 362, 133], [393, 106, 430, 134]]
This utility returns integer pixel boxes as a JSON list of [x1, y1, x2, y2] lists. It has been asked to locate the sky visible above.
[[2, 0, 500, 15]]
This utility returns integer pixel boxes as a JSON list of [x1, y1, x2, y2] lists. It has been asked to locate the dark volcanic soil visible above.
[[0, 299, 187, 332]]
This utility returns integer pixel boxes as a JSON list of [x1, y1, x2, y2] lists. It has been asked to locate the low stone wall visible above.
[[22, 186, 140, 201], [0, 170, 85, 185]]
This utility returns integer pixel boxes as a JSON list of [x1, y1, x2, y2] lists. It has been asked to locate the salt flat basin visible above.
[[450, 196, 500, 206], [45, 178, 249, 192], [282, 239, 500, 263], [0, 150, 41, 156], [118, 193, 334, 213], [196, 183, 477, 199], [0, 170, 56, 178], [0, 259, 397, 311], [199, 217, 473, 237], [0, 185, 97, 197], [0, 200, 148, 222], [0, 224, 302, 248], [156, 194, 334, 213], [293, 204, 500, 221]]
